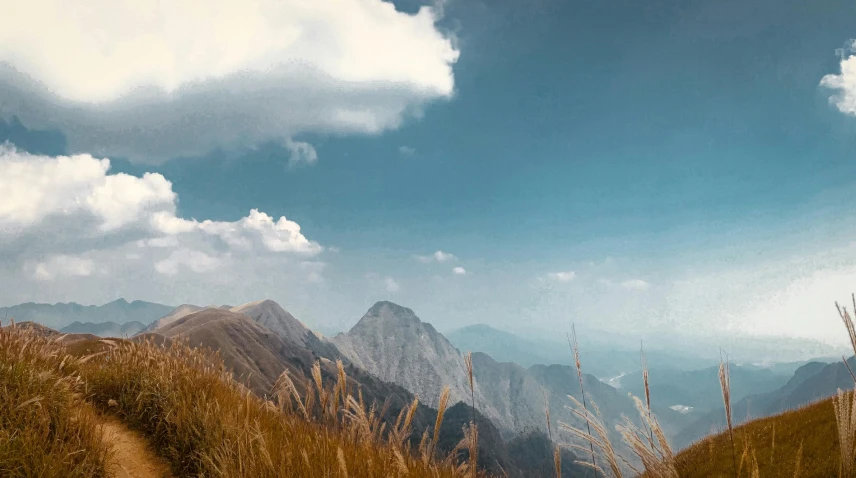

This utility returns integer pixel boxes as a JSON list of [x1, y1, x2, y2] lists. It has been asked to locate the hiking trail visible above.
[[97, 414, 174, 478]]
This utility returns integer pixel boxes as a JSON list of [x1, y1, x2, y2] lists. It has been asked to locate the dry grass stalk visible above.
[[463, 351, 479, 478], [719, 357, 738, 478], [836, 295, 856, 360], [616, 395, 678, 478], [793, 441, 803, 478], [834, 388, 856, 478], [568, 324, 598, 475], [544, 390, 562, 478]]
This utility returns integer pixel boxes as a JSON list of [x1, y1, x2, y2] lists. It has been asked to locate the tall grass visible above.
[[0, 323, 482, 478], [463, 351, 480, 478], [560, 327, 678, 478], [0, 322, 110, 477], [73, 336, 477, 477], [836, 295, 856, 477], [719, 355, 738, 478], [569, 324, 598, 474]]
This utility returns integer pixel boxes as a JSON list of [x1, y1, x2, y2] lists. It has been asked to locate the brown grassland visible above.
[[0, 322, 484, 478]]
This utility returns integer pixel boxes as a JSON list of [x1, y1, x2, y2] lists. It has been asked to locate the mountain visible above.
[[446, 323, 719, 379], [150, 307, 319, 395], [0, 299, 173, 330], [60, 320, 146, 337], [144, 306, 576, 476], [620, 364, 791, 414], [674, 359, 847, 447], [675, 395, 839, 476], [333, 300, 692, 464], [332, 302, 500, 419], [230, 299, 313, 346], [142, 304, 205, 332]]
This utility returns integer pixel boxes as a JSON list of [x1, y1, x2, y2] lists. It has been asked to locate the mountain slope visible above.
[[620, 364, 790, 413], [151, 308, 316, 395], [674, 359, 845, 447], [332, 301, 494, 414], [144, 307, 571, 475], [230, 300, 312, 346], [676, 396, 839, 477], [333, 300, 692, 461], [0, 299, 173, 330], [142, 304, 205, 332]]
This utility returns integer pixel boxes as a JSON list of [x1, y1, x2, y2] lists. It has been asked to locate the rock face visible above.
[[332, 301, 496, 416], [230, 300, 312, 347], [331, 300, 691, 468]]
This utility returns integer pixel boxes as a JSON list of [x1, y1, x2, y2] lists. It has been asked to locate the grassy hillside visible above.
[[0, 323, 109, 477], [0, 322, 488, 477], [675, 397, 838, 477]]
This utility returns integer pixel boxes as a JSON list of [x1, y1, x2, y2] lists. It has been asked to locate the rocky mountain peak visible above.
[[350, 301, 422, 333], [230, 299, 311, 346]]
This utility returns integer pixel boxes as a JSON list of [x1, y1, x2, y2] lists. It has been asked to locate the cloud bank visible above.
[[0, 145, 321, 281], [0, 0, 459, 162]]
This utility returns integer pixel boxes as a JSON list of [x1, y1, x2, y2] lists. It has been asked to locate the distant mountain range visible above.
[[9, 296, 856, 464], [60, 321, 146, 337], [675, 358, 852, 447], [0, 299, 173, 330], [446, 323, 719, 379], [135, 300, 591, 476]]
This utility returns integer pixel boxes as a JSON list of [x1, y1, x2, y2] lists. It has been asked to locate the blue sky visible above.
[[3, 0, 856, 350]]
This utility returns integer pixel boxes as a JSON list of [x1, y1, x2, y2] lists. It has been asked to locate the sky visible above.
[[4, 0, 856, 348]]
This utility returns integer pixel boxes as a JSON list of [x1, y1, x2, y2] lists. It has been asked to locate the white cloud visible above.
[[596, 278, 651, 290], [399, 146, 416, 156], [620, 279, 651, 291], [284, 139, 318, 166], [385, 277, 401, 293], [29, 255, 94, 280], [547, 271, 576, 282], [0, 0, 459, 162], [0, 144, 175, 232], [821, 40, 856, 116], [453, 266, 467, 275], [416, 250, 457, 263], [0, 146, 322, 280]]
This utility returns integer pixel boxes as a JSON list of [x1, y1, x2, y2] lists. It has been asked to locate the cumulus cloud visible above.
[[821, 40, 856, 116], [416, 250, 457, 263], [453, 266, 467, 275], [547, 271, 576, 282], [0, 0, 459, 162], [0, 146, 322, 280], [399, 146, 416, 156]]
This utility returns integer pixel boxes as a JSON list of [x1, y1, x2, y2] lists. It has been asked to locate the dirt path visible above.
[[98, 414, 174, 478]]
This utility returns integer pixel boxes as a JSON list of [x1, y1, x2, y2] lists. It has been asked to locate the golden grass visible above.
[[675, 398, 835, 477], [76, 336, 481, 477], [0, 322, 110, 477], [0, 322, 483, 478]]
